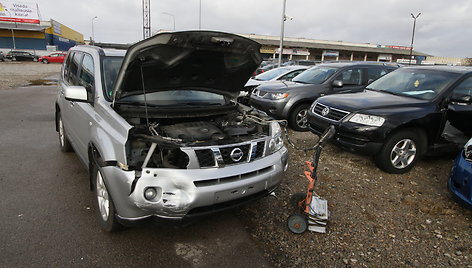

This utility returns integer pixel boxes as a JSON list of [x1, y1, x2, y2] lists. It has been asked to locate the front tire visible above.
[[42, 59, 48, 64], [289, 104, 310, 131], [375, 129, 426, 174], [58, 112, 73, 152], [92, 164, 122, 232]]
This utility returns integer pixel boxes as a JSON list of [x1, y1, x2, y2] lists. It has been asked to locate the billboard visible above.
[[0, 1, 40, 24]]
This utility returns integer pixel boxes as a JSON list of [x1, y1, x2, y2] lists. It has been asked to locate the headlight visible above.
[[348, 113, 385, 127], [268, 92, 289, 100], [464, 139, 472, 161], [268, 122, 284, 153]]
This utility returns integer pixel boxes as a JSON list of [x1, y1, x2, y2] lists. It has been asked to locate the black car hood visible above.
[[256, 80, 322, 92], [112, 31, 262, 102], [317, 89, 430, 112]]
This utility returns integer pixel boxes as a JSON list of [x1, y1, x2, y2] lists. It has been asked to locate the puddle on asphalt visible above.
[[25, 79, 57, 86]]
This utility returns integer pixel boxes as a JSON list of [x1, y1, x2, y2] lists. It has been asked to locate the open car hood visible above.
[[112, 31, 262, 102]]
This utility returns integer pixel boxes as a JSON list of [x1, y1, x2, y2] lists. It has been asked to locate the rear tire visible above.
[[92, 163, 123, 232], [289, 104, 310, 131], [375, 129, 426, 174]]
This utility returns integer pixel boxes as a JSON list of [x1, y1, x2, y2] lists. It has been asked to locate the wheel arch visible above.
[[384, 125, 428, 153]]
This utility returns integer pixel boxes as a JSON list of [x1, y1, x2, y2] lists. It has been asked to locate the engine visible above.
[[124, 107, 271, 170]]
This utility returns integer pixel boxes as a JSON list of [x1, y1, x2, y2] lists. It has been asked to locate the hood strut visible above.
[[140, 64, 151, 127]]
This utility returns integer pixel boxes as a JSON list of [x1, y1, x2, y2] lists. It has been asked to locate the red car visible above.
[[38, 53, 67, 64]]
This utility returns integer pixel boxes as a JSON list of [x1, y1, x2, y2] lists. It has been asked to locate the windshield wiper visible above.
[[115, 101, 153, 106], [367, 88, 406, 97]]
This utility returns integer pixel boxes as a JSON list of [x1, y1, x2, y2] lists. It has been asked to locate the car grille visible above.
[[312, 102, 350, 122], [194, 140, 266, 168]]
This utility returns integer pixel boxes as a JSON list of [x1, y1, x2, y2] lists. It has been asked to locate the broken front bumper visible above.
[[101, 147, 288, 223]]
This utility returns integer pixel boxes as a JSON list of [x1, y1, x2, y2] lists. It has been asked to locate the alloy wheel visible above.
[[390, 138, 416, 169], [296, 109, 308, 129], [96, 171, 110, 221]]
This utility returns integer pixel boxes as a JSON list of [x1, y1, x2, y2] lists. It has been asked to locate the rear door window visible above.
[[78, 54, 95, 100], [68, 52, 83, 86], [337, 68, 363, 86], [63, 52, 74, 81]]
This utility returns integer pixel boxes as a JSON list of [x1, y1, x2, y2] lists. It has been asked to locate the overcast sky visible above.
[[35, 0, 472, 58]]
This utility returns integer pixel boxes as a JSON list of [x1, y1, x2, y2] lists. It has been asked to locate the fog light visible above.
[[144, 187, 157, 200]]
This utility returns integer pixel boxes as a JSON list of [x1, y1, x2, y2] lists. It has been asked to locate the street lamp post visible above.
[[199, 0, 202, 29], [278, 0, 287, 67], [162, 12, 175, 31], [92, 16, 98, 45], [5, 9, 16, 49], [409, 12, 421, 65]]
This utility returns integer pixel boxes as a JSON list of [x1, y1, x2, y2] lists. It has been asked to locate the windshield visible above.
[[292, 66, 338, 84], [365, 68, 460, 100], [117, 90, 227, 107], [254, 67, 294, 81], [102, 56, 124, 98]]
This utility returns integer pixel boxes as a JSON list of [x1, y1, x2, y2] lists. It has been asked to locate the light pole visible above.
[[199, 0, 202, 29], [162, 12, 175, 31], [5, 9, 16, 49], [91, 16, 98, 45], [409, 12, 421, 65], [278, 0, 287, 67]]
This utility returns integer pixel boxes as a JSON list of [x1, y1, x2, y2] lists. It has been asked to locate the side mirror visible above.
[[332, 80, 343, 88], [367, 79, 374, 84], [450, 93, 471, 104], [64, 86, 89, 102]]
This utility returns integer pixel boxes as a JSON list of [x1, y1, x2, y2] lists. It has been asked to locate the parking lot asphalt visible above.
[[0, 85, 269, 268]]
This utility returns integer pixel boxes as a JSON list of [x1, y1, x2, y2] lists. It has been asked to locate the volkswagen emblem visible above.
[[230, 148, 244, 162], [321, 107, 330, 116]]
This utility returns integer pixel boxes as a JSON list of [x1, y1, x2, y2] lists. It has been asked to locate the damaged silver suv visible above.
[[55, 31, 288, 231]]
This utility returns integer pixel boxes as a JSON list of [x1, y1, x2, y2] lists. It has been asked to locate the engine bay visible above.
[[120, 104, 272, 170]]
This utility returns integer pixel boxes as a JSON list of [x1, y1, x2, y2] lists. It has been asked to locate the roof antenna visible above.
[[140, 65, 151, 127]]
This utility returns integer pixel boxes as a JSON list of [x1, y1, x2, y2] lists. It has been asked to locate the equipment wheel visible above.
[[287, 214, 308, 234], [290, 192, 306, 210]]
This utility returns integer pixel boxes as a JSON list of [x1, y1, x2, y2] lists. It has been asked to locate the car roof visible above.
[[70, 45, 126, 57], [316, 61, 400, 68], [401, 65, 472, 74], [281, 65, 309, 70]]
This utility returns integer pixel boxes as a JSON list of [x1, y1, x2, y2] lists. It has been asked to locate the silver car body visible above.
[[56, 31, 288, 224]]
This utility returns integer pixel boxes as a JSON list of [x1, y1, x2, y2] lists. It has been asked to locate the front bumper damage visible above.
[[101, 147, 288, 224]]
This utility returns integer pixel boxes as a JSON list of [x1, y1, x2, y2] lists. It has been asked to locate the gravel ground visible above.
[[0, 61, 61, 89], [238, 130, 472, 267], [1, 62, 470, 267]]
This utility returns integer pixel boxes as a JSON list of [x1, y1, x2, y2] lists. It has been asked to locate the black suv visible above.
[[249, 62, 398, 131], [5, 51, 39, 61], [307, 66, 472, 173]]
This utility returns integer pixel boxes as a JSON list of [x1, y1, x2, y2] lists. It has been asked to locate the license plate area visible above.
[[214, 180, 267, 203]]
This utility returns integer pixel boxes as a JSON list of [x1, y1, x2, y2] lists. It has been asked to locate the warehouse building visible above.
[[238, 33, 430, 64], [0, 19, 83, 52], [0, 2, 83, 53]]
